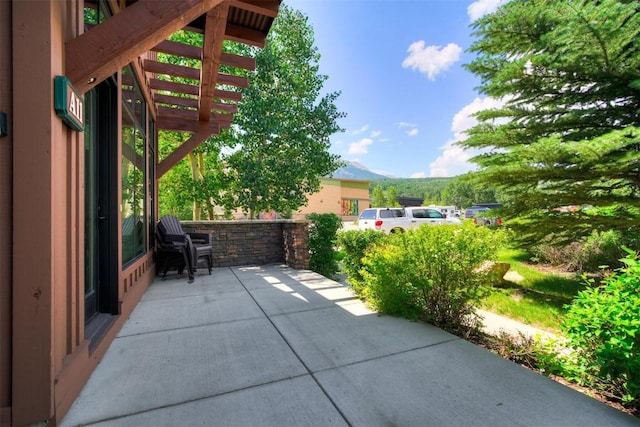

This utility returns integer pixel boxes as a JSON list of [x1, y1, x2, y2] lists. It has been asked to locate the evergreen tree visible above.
[[461, 0, 640, 245]]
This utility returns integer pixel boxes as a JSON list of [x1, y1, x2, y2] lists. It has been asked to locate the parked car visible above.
[[358, 207, 461, 233], [464, 204, 502, 226]]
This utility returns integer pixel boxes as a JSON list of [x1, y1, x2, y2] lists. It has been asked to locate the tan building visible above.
[[0, 1, 279, 425], [294, 178, 371, 220]]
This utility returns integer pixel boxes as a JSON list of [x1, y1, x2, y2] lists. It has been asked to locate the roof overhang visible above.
[[65, 0, 280, 176]]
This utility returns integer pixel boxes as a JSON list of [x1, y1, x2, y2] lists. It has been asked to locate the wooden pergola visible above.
[[64, 0, 280, 177]]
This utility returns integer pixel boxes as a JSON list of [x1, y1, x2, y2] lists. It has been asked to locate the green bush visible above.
[[360, 223, 506, 335], [561, 248, 640, 407], [336, 229, 388, 295], [306, 213, 343, 279], [532, 230, 638, 273]]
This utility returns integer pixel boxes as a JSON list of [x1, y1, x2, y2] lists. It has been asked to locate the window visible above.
[[83, 0, 110, 27], [359, 209, 376, 220], [380, 209, 404, 219], [411, 209, 427, 219], [121, 66, 147, 266], [341, 199, 359, 216]]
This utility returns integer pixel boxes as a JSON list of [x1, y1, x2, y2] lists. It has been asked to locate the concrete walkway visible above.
[[61, 265, 638, 426]]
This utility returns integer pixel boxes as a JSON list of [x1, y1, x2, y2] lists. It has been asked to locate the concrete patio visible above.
[[61, 264, 638, 426]]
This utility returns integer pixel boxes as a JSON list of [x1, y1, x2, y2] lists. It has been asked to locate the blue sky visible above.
[[285, 0, 508, 178]]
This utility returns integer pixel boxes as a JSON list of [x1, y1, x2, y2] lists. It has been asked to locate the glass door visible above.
[[84, 78, 118, 327], [84, 90, 99, 322]]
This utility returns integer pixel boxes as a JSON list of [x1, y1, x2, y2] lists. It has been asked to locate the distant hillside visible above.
[[371, 177, 454, 200], [331, 161, 392, 181], [329, 161, 455, 201]]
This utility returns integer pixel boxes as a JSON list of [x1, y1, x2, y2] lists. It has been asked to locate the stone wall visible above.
[[181, 220, 310, 269]]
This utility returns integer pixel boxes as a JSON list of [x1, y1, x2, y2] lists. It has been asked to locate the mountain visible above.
[[331, 161, 393, 181]]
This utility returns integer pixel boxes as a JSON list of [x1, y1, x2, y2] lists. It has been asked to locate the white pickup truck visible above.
[[358, 207, 462, 233]]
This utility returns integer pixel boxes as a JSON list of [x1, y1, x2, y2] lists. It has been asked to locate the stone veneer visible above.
[[181, 220, 310, 269]]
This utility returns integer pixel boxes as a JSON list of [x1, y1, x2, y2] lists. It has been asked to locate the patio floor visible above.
[[61, 264, 637, 426]]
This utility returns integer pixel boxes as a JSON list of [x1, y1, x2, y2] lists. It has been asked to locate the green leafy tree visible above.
[[371, 184, 387, 207], [461, 0, 640, 245], [441, 174, 499, 208], [226, 5, 345, 218], [385, 186, 400, 207], [370, 178, 451, 201], [442, 176, 477, 208]]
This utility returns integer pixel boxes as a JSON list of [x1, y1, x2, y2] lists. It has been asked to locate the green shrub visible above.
[[360, 223, 506, 335], [561, 248, 640, 407], [578, 230, 626, 272], [336, 229, 387, 295], [532, 230, 636, 274], [306, 213, 343, 279]]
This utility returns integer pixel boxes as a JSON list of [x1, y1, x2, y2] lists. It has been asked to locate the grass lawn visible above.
[[480, 247, 587, 333]]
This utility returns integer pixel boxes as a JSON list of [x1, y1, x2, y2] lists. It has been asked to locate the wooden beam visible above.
[[144, 59, 201, 80], [156, 115, 221, 133], [155, 93, 199, 108], [66, 0, 224, 93], [225, 24, 267, 48], [157, 122, 217, 177], [150, 78, 241, 101], [220, 52, 256, 71], [145, 65, 247, 90], [211, 102, 238, 113], [199, 3, 229, 121], [152, 39, 202, 60], [217, 73, 248, 88], [152, 40, 255, 71], [230, 0, 279, 18], [150, 78, 200, 96], [158, 106, 234, 123], [154, 94, 238, 114], [214, 88, 242, 102]]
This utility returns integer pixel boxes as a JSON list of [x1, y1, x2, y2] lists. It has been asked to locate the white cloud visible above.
[[429, 96, 506, 177], [410, 172, 426, 178], [348, 138, 374, 155], [402, 41, 462, 80], [399, 122, 419, 137], [370, 130, 382, 138], [429, 141, 475, 177], [351, 125, 369, 135], [451, 96, 504, 140], [399, 122, 416, 128], [468, 0, 509, 22]]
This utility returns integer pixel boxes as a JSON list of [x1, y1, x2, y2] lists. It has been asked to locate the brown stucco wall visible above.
[[294, 178, 370, 220], [12, 2, 61, 422], [0, 0, 12, 424], [9, 3, 159, 424]]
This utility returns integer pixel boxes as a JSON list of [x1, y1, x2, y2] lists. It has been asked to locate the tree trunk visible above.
[[189, 152, 201, 220]]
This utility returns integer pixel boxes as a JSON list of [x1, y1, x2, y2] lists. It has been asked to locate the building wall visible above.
[[7, 2, 157, 425], [4, 1, 279, 424], [297, 179, 342, 218], [294, 178, 370, 220], [0, 1, 12, 425]]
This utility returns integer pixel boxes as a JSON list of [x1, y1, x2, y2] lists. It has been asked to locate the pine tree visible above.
[[461, 0, 640, 245]]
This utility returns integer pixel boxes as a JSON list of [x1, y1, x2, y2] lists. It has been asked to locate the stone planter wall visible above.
[[181, 220, 310, 269]]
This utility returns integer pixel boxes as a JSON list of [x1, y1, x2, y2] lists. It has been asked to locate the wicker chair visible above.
[[156, 215, 213, 282]]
